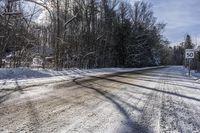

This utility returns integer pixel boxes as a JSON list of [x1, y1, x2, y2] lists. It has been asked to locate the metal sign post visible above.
[[189, 59, 191, 76], [185, 49, 194, 76]]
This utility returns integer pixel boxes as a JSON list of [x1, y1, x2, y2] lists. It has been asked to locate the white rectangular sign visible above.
[[185, 49, 194, 59]]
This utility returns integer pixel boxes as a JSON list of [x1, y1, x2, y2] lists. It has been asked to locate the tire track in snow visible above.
[[66, 79, 148, 133], [173, 80, 200, 132], [160, 72, 200, 133], [138, 79, 164, 133]]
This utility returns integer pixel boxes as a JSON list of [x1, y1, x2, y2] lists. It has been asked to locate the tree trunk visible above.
[[55, 0, 60, 70]]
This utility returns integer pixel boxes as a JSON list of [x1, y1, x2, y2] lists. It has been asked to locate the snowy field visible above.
[[0, 66, 200, 133]]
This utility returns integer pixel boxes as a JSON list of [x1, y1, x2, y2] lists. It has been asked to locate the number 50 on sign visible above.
[[185, 49, 194, 59]]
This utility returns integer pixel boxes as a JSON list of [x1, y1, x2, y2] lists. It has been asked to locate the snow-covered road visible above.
[[0, 66, 200, 133]]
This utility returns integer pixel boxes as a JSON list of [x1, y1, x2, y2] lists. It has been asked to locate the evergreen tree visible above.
[[184, 34, 194, 49]]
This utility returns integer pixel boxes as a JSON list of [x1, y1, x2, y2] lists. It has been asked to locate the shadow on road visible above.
[[56, 69, 200, 103], [0, 79, 40, 132], [0, 79, 24, 103], [90, 76, 200, 102], [116, 74, 200, 91], [73, 78, 151, 133]]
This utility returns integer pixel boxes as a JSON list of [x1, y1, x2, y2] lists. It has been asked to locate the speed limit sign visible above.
[[185, 49, 194, 59]]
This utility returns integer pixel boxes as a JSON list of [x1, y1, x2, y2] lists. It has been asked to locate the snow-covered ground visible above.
[[0, 66, 200, 133], [0, 66, 164, 89], [185, 68, 200, 81], [175, 66, 200, 81]]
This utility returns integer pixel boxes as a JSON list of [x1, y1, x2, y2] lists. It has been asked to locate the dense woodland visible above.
[[0, 0, 177, 69]]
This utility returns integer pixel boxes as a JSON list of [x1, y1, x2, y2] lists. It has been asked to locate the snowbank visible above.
[[174, 66, 200, 81], [0, 66, 164, 89], [0, 67, 166, 80]]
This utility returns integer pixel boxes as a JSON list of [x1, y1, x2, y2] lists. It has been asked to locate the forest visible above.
[[0, 0, 178, 69]]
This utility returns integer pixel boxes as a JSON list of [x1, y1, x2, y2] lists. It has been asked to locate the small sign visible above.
[[185, 49, 194, 59]]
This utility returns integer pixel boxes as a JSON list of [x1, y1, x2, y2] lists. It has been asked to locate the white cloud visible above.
[[150, 0, 200, 43]]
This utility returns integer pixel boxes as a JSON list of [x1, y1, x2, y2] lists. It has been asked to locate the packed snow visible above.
[[0, 66, 200, 133]]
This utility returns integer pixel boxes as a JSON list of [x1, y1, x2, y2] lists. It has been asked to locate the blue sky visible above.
[[147, 0, 200, 45]]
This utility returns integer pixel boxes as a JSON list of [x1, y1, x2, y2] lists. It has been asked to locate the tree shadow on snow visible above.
[[115, 75, 200, 91], [0, 80, 40, 132], [57, 70, 200, 103], [0, 79, 24, 103], [90, 76, 200, 102], [73, 78, 152, 133], [0, 68, 52, 80]]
